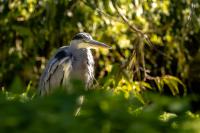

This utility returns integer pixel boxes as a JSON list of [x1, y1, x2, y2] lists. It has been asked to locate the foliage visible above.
[[0, 0, 200, 132], [0, 87, 200, 133], [0, 0, 200, 92]]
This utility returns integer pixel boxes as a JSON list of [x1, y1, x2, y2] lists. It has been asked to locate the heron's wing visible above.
[[38, 47, 72, 96]]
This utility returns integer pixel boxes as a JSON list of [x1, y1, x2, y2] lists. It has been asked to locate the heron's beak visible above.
[[88, 39, 112, 49]]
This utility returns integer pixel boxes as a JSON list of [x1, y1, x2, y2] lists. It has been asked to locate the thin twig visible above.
[[111, 0, 144, 35], [82, 0, 122, 22], [110, 0, 172, 60], [82, 0, 172, 67]]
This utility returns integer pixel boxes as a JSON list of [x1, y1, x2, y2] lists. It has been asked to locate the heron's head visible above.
[[70, 32, 111, 49]]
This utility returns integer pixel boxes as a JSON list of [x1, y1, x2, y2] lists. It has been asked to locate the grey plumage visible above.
[[38, 32, 111, 96]]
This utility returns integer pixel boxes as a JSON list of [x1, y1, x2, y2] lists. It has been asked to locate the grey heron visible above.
[[39, 32, 111, 96]]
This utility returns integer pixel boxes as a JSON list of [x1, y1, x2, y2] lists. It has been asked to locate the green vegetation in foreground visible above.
[[0, 85, 200, 133]]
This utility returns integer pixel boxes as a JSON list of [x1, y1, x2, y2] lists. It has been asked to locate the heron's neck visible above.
[[68, 46, 94, 87], [70, 48, 90, 60], [75, 48, 87, 56]]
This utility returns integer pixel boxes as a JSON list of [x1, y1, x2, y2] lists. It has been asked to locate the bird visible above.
[[38, 32, 111, 96]]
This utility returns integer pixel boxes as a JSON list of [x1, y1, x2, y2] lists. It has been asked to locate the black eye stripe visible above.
[[72, 33, 92, 40], [72, 34, 84, 40]]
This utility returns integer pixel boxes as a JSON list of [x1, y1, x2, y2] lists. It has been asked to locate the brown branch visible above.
[[111, 0, 144, 36], [82, 0, 172, 61], [82, 0, 122, 22], [110, 1, 172, 59]]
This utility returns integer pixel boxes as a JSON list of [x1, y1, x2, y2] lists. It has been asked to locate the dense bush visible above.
[[0, 88, 200, 133]]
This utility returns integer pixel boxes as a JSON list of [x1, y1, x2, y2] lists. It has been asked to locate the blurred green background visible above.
[[0, 0, 200, 132]]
